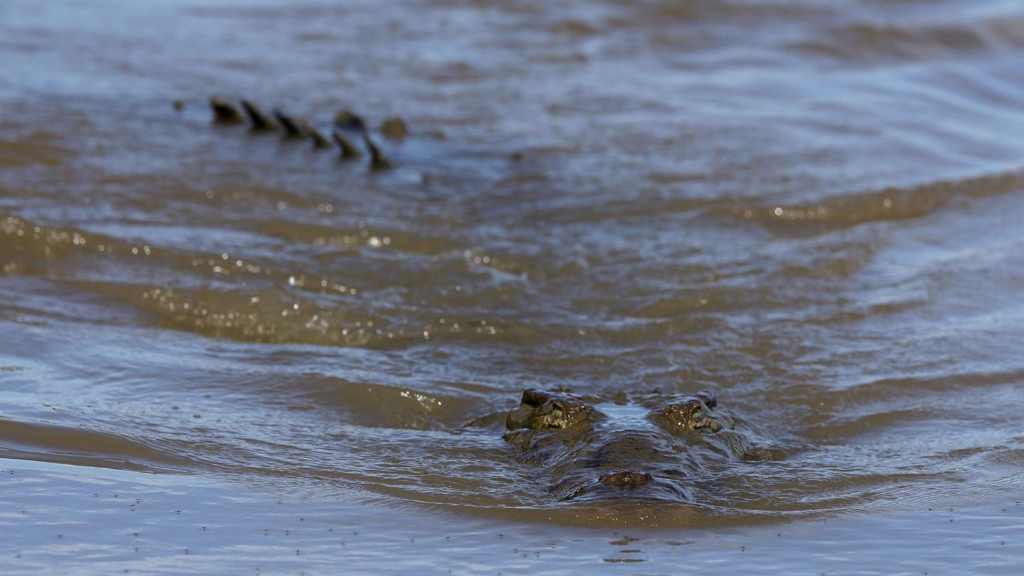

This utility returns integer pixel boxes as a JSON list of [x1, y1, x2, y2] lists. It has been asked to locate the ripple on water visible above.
[[0, 0, 1023, 549]]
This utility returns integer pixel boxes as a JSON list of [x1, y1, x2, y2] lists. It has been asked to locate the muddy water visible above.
[[2, 0, 1024, 572]]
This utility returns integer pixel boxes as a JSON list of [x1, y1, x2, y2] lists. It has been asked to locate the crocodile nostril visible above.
[[599, 471, 654, 487]]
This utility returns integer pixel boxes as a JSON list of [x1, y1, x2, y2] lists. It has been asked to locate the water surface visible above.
[[2, 0, 1024, 571]]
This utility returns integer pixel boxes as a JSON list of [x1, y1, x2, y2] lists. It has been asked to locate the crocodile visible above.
[[492, 388, 771, 503], [206, 97, 394, 170]]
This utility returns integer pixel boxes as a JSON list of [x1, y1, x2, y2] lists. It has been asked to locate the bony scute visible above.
[[205, 96, 396, 171]]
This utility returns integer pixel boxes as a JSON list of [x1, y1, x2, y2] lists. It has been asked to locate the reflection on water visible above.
[[2, 0, 1024, 568]]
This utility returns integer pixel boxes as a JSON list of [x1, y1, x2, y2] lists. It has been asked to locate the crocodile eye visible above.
[[551, 409, 564, 419], [691, 409, 703, 422]]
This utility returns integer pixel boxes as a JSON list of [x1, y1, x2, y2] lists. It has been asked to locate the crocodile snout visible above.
[[598, 471, 654, 488]]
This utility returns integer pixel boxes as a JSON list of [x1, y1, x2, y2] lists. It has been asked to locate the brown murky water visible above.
[[2, 0, 1024, 572]]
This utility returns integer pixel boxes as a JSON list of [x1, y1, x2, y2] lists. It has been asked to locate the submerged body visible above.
[[499, 389, 769, 503]]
